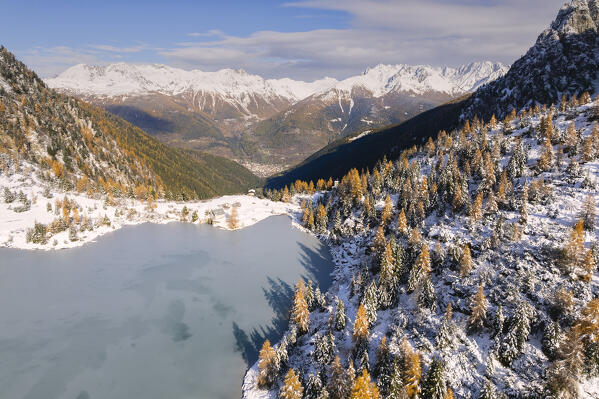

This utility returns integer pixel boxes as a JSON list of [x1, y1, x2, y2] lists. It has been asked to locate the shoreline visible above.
[[0, 181, 301, 251]]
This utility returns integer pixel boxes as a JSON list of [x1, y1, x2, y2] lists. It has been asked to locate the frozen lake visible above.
[[0, 215, 333, 399]]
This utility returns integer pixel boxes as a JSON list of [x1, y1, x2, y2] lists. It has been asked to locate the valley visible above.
[[46, 62, 507, 174]]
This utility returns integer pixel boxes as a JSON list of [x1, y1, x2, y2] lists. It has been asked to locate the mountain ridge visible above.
[[47, 61, 508, 105], [269, 0, 599, 188], [46, 61, 506, 170]]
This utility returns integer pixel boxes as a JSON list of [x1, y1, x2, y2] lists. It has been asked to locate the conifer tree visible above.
[[328, 356, 351, 399], [380, 243, 395, 288], [314, 332, 336, 365], [316, 203, 328, 234], [444, 388, 454, 399], [258, 339, 278, 388], [580, 194, 596, 231], [565, 122, 578, 151], [276, 337, 289, 369], [280, 368, 304, 399], [546, 325, 584, 399], [489, 114, 497, 129], [459, 243, 473, 277], [537, 137, 553, 172], [579, 298, 599, 344], [306, 280, 315, 310], [356, 342, 370, 374], [292, 279, 310, 334], [282, 186, 291, 202], [564, 219, 585, 271], [436, 303, 454, 349], [307, 208, 315, 230], [372, 225, 387, 259], [382, 194, 394, 226], [393, 240, 405, 282], [353, 304, 370, 342], [582, 136, 595, 162], [409, 244, 431, 291], [335, 297, 346, 331], [485, 190, 498, 214], [306, 373, 324, 399], [421, 358, 446, 399], [408, 228, 423, 250], [470, 192, 483, 221], [350, 370, 381, 399], [500, 301, 534, 365], [542, 320, 562, 361], [582, 249, 596, 282], [333, 209, 341, 233], [452, 180, 464, 212], [479, 379, 497, 399], [388, 359, 405, 399], [497, 171, 508, 203], [469, 284, 488, 332], [419, 277, 437, 311], [362, 281, 379, 325], [403, 350, 421, 399], [519, 184, 528, 225], [374, 337, 393, 395], [362, 196, 372, 223]]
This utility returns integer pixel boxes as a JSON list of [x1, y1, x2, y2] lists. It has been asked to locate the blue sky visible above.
[[2, 0, 566, 80]]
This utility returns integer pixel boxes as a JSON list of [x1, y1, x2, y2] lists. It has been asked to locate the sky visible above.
[[1, 0, 567, 81]]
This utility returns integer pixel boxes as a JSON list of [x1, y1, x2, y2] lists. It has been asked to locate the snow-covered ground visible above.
[[241, 100, 599, 398], [0, 165, 299, 250]]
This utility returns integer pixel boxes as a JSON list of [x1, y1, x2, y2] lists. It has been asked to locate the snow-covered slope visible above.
[[46, 61, 507, 102], [330, 61, 507, 98], [46, 62, 337, 102], [244, 93, 599, 399]]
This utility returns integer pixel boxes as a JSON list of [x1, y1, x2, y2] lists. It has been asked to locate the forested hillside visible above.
[[0, 47, 259, 200], [247, 92, 599, 399]]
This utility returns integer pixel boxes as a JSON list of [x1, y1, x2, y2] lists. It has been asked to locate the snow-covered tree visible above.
[[334, 297, 346, 331], [350, 369, 381, 399], [421, 357, 446, 399], [280, 368, 304, 399], [409, 244, 431, 291], [469, 284, 488, 332], [459, 243, 473, 277], [257, 339, 278, 388], [328, 356, 351, 399], [580, 194, 596, 231], [353, 304, 370, 342], [292, 280, 310, 334]]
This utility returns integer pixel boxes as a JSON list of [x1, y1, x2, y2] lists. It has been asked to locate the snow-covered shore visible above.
[[0, 166, 300, 250]]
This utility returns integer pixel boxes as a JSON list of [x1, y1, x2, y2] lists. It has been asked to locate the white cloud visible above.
[[20, 0, 567, 80], [89, 43, 149, 53], [19, 46, 103, 78], [160, 0, 565, 80]]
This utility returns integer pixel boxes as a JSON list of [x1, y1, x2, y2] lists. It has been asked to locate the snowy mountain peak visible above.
[[462, 0, 599, 120], [324, 61, 508, 98], [47, 61, 507, 103], [548, 0, 599, 36], [46, 63, 336, 102]]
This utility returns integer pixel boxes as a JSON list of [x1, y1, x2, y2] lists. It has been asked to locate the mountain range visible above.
[[268, 0, 599, 188], [46, 61, 508, 173]]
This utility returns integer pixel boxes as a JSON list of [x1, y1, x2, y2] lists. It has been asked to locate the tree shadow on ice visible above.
[[296, 241, 333, 293], [231, 242, 332, 366], [232, 277, 294, 366]]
